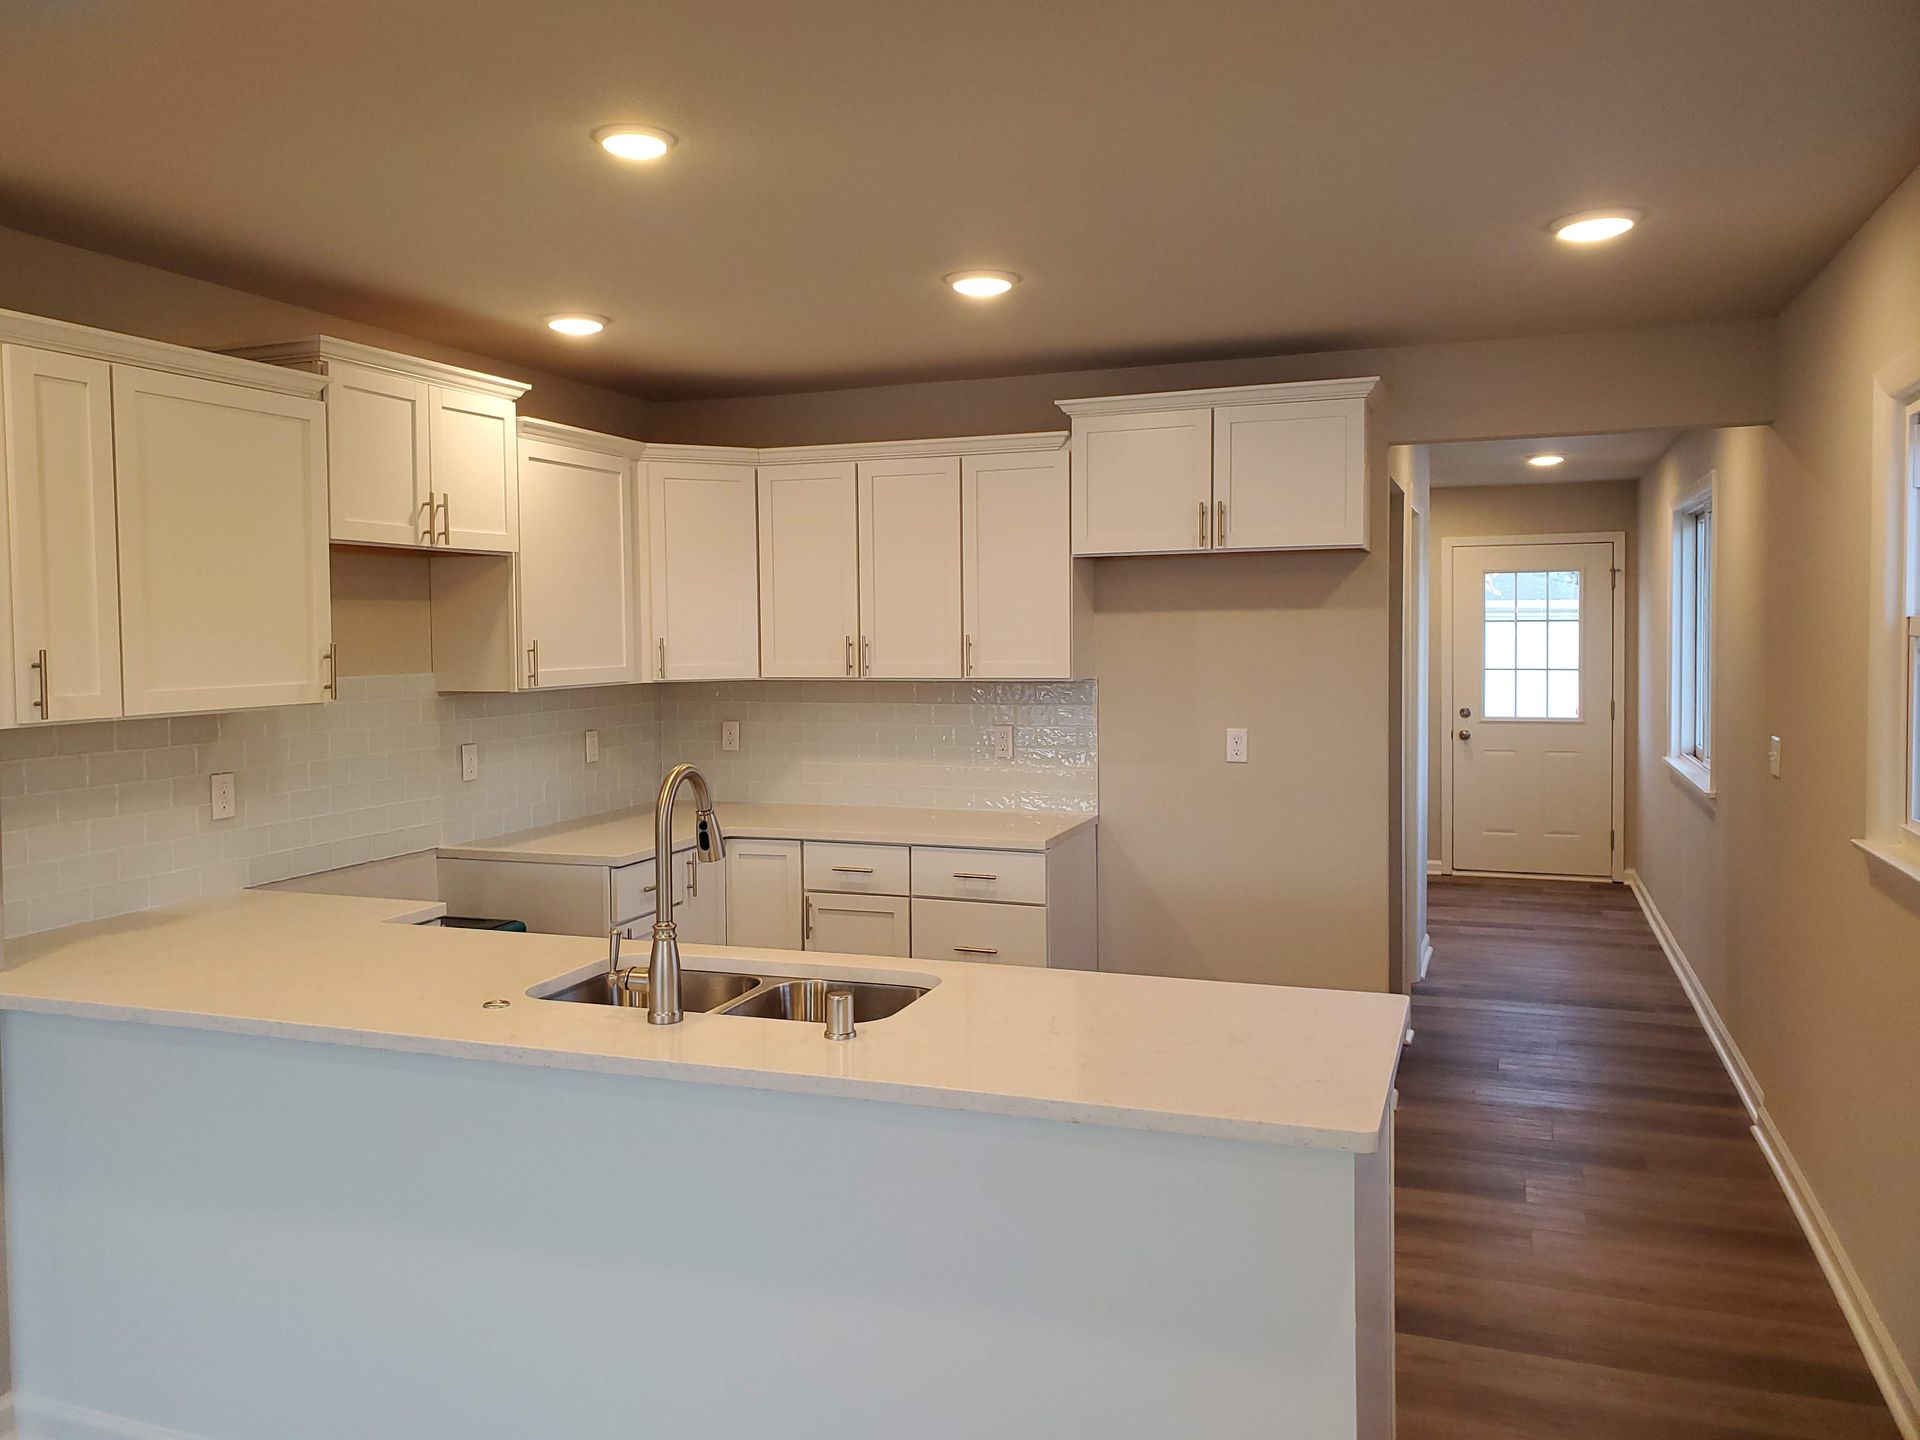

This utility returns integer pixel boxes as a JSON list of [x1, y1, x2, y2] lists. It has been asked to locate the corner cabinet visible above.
[[516, 425, 642, 688], [1061, 377, 1378, 555], [647, 452, 761, 681]]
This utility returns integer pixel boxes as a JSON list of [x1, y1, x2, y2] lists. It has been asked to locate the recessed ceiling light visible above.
[[545, 313, 609, 337], [592, 125, 677, 162], [945, 270, 1019, 299], [1527, 453, 1567, 468], [1552, 209, 1642, 244]]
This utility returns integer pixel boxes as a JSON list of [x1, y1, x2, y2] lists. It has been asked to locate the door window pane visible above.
[[1483, 567, 1580, 720]]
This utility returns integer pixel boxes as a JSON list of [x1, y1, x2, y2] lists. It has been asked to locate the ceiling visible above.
[[1, 1, 1917, 399], [1427, 431, 1679, 488]]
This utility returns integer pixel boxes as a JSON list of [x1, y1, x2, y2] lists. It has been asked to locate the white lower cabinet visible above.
[[804, 892, 912, 957], [669, 844, 728, 945], [911, 896, 1048, 968], [725, 840, 803, 950]]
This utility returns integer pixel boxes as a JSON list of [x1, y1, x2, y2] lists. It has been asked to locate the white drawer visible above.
[[802, 841, 910, 896], [911, 897, 1047, 967], [910, 846, 1046, 905], [610, 858, 659, 924]]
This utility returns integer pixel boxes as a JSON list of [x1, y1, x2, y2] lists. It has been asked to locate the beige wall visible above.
[[329, 549, 432, 678], [1633, 164, 1920, 1410], [1428, 479, 1640, 860]]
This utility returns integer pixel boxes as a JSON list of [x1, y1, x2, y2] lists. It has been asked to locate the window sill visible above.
[[1664, 753, 1716, 801], [1854, 836, 1920, 895]]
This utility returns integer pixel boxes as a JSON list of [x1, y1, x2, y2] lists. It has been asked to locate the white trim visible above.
[[1425, 859, 1444, 877], [0, 308, 326, 398], [1663, 751, 1717, 800], [515, 415, 647, 458], [640, 441, 762, 464], [1625, 870, 1919, 1440], [224, 336, 529, 399], [1866, 347, 1920, 848], [1437, 531, 1628, 881], [1055, 375, 1379, 416], [1417, 933, 1433, 983], [1853, 835, 1920, 894], [755, 430, 1067, 463], [7, 1394, 208, 1440], [1667, 474, 1717, 782]]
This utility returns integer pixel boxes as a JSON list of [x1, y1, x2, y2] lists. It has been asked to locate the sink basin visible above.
[[716, 978, 925, 1024], [541, 969, 760, 1012]]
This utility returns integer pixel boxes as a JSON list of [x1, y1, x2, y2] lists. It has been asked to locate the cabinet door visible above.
[[111, 366, 330, 715], [518, 438, 638, 688], [726, 839, 803, 950], [1213, 399, 1368, 550], [857, 455, 961, 678], [325, 361, 430, 546], [1069, 407, 1212, 555], [647, 460, 760, 680], [670, 846, 729, 945], [804, 892, 911, 957], [961, 449, 1070, 679], [430, 386, 517, 552], [757, 462, 858, 678], [0, 346, 123, 723]]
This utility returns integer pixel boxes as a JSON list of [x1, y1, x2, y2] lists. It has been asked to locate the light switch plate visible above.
[[721, 719, 741, 752], [585, 729, 600, 764], [209, 772, 236, 821], [1226, 727, 1249, 763], [988, 725, 1014, 762], [1769, 734, 1782, 778], [460, 743, 479, 783]]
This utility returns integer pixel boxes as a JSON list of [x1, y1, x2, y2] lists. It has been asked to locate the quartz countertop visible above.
[[438, 802, 1096, 867], [0, 889, 1406, 1151]]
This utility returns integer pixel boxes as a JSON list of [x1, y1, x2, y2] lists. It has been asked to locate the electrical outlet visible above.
[[721, 719, 741, 752], [209, 772, 236, 821], [988, 725, 1014, 762], [1769, 734, 1782, 778], [1226, 727, 1249, 763], [585, 729, 601, 765], [460, 743, 479, 783]]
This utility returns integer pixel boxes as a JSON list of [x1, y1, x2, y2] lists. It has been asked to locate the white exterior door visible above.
[[726, 839, 804, 950], [962, 449, 1071, 679], [1069, 407, 1212, 555], [518, 438, 637, 688], [112, 366, 330, 715], [647, 460, 759, 680], [1, 346, 123, 723], [858, 455, 961, 678], [324, 361, 431, 546], [757, 462, 859, 678], [1449, 541, 1616, 877], [429, 386, 517, 551], [1213, 399, 1366, 550]]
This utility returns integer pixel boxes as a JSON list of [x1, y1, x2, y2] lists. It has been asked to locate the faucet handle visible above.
[[608, 927, 624, 969]]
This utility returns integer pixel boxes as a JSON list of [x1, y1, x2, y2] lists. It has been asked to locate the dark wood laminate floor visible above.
[[1395, 877, 1899, 1439]]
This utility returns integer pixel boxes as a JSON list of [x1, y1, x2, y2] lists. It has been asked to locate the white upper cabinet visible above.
[[1067, 407, 1212, 555], [962, 449, 1073, 679], [227, 338, 529, 553], [518, 432, 639, 689], [112, 366, 331, 716], [323, 361, 431, 546], [1060, 379, 1378, 555], [1213, 397, 1368, 550], [431, 386, 518, 551], [858, 455, 962, 679], [647, 456, 760, 681], [757, 461, 859, 678], [0, 346, 123, 724]]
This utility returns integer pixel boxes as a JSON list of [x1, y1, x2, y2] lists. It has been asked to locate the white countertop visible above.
[[0, 889, 1406, 1151], [438, 802, 1096, 867]]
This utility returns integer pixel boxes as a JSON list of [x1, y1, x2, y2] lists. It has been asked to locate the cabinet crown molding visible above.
[[1055, 376, 1380, 417], [517, 416, 647, 459], [226, 336, 532, 401], [641, 432, 1066, 466], [0, 308, 327, 397]]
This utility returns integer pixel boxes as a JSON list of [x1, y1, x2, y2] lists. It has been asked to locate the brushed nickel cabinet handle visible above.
[[862, 635, 872, 674], [687, 850, 698, 899], [30, 648, 48, 718], [657, 637, 666, 679], [830, 865, 875, 875], [803, 894, 813, 942], [845, 634, 854, 676], [952, 945, 999, 957], [964, 633, 973, 677], [322, 641, 338, 700], [527, 640, 540, 688], [1198, 500, 1208, 547], [951, 871, 999, 882], [421, 491, 437, 544], [1217, 499, 1227, 544], [437, 494, 450, 544]]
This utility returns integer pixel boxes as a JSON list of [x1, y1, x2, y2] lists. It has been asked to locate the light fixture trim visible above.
[[1551, 208, 1643, 244], [944, 269, 1020, 299], [592, 124, 678, 162], [1526, 453, 1567, 468], [545, 313, 610, 337]]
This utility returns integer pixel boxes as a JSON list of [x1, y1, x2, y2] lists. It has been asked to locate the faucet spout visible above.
[[648, 763, 724, 1025]]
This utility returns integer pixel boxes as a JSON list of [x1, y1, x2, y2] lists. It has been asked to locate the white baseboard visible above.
[[1425, 859, 1444, 877], [8, 1396, 207, 1440], [1624, 870, 1919, 1440], [1417, 933, 1432, 983]]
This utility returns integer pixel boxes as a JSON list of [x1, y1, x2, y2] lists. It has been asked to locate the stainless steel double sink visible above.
[[540, 969, 927, 1023]]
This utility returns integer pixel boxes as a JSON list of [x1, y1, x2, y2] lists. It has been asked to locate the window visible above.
[[1905, 400, 1919, 833], [1482, 569, 1581, 719], [1669, 478, 1715, 791]]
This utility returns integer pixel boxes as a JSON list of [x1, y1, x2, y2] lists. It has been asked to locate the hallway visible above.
[[1394, 878, 1899, 1439]]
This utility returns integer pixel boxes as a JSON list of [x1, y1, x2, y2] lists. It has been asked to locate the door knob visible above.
[[1458, 729, 1472, 741]]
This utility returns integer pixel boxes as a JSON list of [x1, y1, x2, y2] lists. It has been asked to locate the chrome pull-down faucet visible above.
[[648, 763, 725, 1025]]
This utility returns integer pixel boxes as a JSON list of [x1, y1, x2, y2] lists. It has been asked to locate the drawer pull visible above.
[[643, 883, 656, 893], [951, 871, 999, 882], [952, 945, 1000, 957], [830, 865, 875, 875]]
